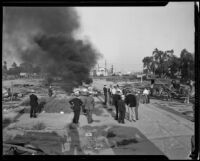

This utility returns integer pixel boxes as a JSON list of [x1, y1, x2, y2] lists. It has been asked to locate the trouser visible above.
[[135, 105, 139, 120], [108, 94, 112, 105], [128, 106, 136, 121], [143, 94, 149, 103], [150, 88, 153, 96], [73, 108, 81, 124], [86, 109, 93, 123], [125, 105, 129, 119], [114, 102, 119, 119], [147, 95, 150, 103], [112, 95, 115, 105], [104, 94, 107, 104], [119, 108, 126, 123], [82, 105, 86, 114], [30, 105, 37, 117]]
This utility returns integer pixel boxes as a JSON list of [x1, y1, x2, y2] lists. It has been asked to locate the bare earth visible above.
[[2, 78, 194, 159]]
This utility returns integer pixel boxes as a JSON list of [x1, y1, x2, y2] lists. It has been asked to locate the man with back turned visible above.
[[69, 91, 83, 125], [30, 90, 38, 118]]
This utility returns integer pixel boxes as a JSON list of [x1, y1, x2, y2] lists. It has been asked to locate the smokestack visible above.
[[3, 7, 102, 91]]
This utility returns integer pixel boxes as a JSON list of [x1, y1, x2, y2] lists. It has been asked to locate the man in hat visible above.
[[125, 90, 137, 122], [108, 84, 113, 105], [118, 95, 126, 124], [69, 91, 83, 125], [80, 88, 88, 115], [111, 85, 117, 105], [85, 92, 95, 124], [103, 85, 108, 105], [48, 85, 53, 97], [29, 90, 38, 118], [113, 90, 121, 120], [143, 88, 149, 104]]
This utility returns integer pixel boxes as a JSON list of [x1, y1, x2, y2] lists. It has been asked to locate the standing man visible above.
[[30, 90, 39, 118], [85, 92, 95, 124], [111, 85, 117, 105], [113, 90, 121, 120], [135, 91, 140, 120], [125, 90, 137, 122], [108, 85, 112, 105], [80, 91, 87, 115], [69, 91, 83, 125], [7, 88, 12, 100], [48, 85, 53, 97], [150, 79, 155, 96], [118, 95, 126, 124], [116, 84, 122, 95], [143, 88, 149, 104], [103, 85, 108, 105]]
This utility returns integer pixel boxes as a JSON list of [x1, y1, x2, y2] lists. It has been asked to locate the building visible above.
[[96, 67, 108, 76], [90, 66, 108, 76]]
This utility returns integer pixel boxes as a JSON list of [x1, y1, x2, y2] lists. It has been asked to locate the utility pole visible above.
[[105, 60, 107, 76], [111, 65, 113, 74]]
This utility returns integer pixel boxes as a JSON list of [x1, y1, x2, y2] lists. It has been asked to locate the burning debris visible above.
[[3, 7, 102, 92]]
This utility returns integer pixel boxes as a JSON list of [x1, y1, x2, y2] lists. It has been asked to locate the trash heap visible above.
[[81, 126, 109, 154]]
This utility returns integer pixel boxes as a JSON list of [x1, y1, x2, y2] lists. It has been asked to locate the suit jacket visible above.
[[69, 97, 83, 111], [103, 87, 107, 95], [113, 94, 121, 104], [125, 94, 136, 107], [30, 94, 38, 107], [118, 100, 126, 111], [85, 96, 95, 110]]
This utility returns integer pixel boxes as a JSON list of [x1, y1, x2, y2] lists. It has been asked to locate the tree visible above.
[[180, 49, 194, 81], [142, 56, 153, 74], [152, 48, 175, 78], [168, 55, 181, 78], [142, 48, 194, 81]]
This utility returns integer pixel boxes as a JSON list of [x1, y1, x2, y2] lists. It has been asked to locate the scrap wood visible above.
[[3, 143, 38, 154]]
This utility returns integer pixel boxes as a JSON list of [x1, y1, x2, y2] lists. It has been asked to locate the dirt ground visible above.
[[2, 78, 194, 159]]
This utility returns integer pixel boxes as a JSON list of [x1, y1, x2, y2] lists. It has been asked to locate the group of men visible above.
[[103, 84, 140, 124], [69, 90, 95, 126], [28, 84, 95, 126]]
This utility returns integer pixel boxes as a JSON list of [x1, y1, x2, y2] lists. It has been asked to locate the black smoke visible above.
[[3, 7, 101, 91]]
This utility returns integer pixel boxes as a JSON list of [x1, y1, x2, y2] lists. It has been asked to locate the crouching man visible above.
[[69, 91, 83, 126]]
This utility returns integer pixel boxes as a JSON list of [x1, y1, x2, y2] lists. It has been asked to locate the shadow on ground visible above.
[[82, 125, 167, 156], [106, 126, 166, 155], [4, 123, 85, 155]]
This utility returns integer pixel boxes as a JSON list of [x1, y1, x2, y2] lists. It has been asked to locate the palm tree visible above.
[[180, 49, 194, 81], [142, 56, 153, 74]]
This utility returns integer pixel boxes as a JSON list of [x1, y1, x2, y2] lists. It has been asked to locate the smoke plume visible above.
[[3, 7, 101, 91]]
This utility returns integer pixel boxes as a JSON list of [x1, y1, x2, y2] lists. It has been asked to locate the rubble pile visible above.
[[3, 131, 64, 155], [43, 98, 72, 113], [81, 125, 110, 153]]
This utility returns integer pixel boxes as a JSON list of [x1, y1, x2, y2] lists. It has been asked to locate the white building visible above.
[[90, 66, 108, 76], [96, 67, 108, 76]]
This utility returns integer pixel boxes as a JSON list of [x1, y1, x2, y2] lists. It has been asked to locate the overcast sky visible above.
[[75, 2, 194, 73]]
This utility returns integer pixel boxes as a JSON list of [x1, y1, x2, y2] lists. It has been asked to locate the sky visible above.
[[75, 2, 195, 73]]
